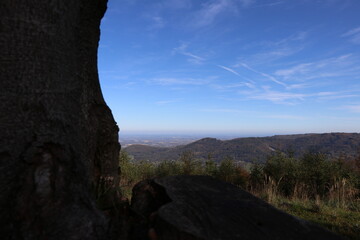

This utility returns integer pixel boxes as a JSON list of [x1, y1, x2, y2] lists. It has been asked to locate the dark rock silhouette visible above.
[[0, 0, 120, 239], [131, 176, 344, 240]]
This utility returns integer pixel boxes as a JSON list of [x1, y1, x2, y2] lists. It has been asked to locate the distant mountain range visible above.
[[124, 133, 360, 163]]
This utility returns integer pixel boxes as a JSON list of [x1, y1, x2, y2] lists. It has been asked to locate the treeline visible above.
[[118, 150, 360, 239], [250, 151, 360, 207], [119, 150, 360, 208]]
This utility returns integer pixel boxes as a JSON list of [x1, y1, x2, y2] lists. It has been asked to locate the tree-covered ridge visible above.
[[125, 133, 360, 163]]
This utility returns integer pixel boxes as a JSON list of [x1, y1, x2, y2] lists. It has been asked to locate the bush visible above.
[[216, 156, 249, 188], [179, 151, 203, 175], [155, 160, 182, 177], [263, 151, 299, 196]]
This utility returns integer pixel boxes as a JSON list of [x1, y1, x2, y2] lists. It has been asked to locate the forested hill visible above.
[[124, 133, 360, 163]]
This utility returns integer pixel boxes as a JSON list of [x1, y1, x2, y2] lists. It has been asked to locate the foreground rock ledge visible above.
[[131, 175, 343, 240]]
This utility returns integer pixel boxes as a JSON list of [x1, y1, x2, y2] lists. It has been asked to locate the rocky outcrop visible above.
[[0, 1, 120, 239], [131, 176, 344, 240]]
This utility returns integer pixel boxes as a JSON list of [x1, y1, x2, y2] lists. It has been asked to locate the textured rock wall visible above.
[[0, 1, 120, 239]]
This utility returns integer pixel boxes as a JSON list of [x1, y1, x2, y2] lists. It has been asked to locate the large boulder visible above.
[[131, 176, 343, 240]]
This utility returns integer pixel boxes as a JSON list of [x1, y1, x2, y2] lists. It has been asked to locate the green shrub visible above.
[[216, 156, 249, 188], [155, 160, 182, 177]]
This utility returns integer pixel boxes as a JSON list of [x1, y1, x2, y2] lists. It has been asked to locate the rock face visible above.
[[131, 176, 343, 240], [0, 1, 120, 239]]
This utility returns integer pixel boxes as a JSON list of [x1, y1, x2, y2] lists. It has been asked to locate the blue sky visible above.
[[98, 0, 360, 137]]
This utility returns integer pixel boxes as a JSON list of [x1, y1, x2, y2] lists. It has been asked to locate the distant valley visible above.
[[120, 135, 200, 147], [124, 133, 360, 163]]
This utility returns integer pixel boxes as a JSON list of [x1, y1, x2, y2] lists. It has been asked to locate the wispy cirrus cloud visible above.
[[211, 82, 255, 91], [189, 0, 258, 28], [275, 62, 313, 78], [217, 65, 241, 76], [192, 0, 230, 27], [275, 31, 308, 45], [200, 108, 244, 113], [239, 31, 308, 64], [342, 104, 360, 113], [216, 64, 256, 88], [149, 77, 210, 86], [342, 26, 360, 44], [246, 89, 306, 104], [155, 99, 181, 105], [173, 43, 206, 64], [263, 114, 306, 120], [210, 53, 360, 106], [274, 54, 358, 81], [247, 46, 305, 64], [316, 91, 359, 100], [252, 1, 283, 8], [238, 0, 256, 7], [342, 27, 360, 37], [192, 0, 236, 27], [159, 0, 192, 9], [240, 88, 360, 105], [285, 83, 309, 90], [200, 109, 305, 121], [148, 16, 165, 30], [236, 62, 287, 87]]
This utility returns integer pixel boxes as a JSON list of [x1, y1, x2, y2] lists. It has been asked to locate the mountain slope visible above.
[[124, 133, 360, 163]]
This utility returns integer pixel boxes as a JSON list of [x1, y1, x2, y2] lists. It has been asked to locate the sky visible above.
[[98, 0, 360, 137]]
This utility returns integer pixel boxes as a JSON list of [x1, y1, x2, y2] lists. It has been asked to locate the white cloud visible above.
[[200, 108, 244, 113], [217, 65, 241, 76], [343, 105, 360, 113], [274, 54, 355, 81], [238, 31, 307, 64], [189, 0, 257, 28], [155, 99, 180, 105], [237, 62, 287, 87], [248, 46, 305, 64], [318, 94, 359, 100], [150, 77, 209, 86], [214, 55, 360, 105], [275, 63, 312, 78], [342, 27, 360, 37], [286, 83, 309, 90], [256, 1, 283, 7], [183, 52, 205, 64], [263, 114, 306, 120], [275, 31, 308, 45], [312, 91, 360, 101], [211, 82, 255, 91], [161, 0, 192, 9], [248, 90, 306, 104], [342, 26, 360, 44], [228, 86, 359, 105], [239, 0, 256, 7], [173, 43, 206, 64], [192, 0, 234, 27], [148, 16, 165, 30]]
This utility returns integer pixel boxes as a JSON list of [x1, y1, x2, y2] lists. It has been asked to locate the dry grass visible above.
[[251, 189, 360, 240]]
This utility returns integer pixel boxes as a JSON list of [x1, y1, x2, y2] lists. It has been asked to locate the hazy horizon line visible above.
[[119, 130, 359, 139]]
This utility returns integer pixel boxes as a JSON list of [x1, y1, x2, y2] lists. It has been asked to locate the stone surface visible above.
[[0, 1, 120, 239], [131, 176, 344, 240]]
